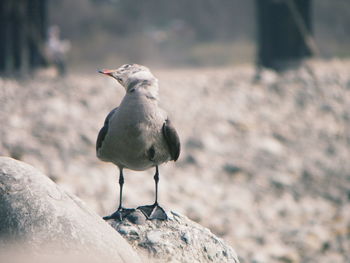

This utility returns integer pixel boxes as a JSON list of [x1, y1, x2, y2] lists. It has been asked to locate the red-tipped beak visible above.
[[98, 69, 116, 77]]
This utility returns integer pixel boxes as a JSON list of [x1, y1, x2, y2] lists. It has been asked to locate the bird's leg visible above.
[[154, 166, 159, 204], [118, 169, 124, 209], [137, 166, 167, 220], [103, 168, 135, 221]]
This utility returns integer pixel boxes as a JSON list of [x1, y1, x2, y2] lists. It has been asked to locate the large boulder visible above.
[[108, 211, 240, 263], [0, 157, 141, 263], [0, 156, 239, 263]]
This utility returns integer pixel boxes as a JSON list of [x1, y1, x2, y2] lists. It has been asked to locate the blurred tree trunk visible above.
[[256, 0, 317, 71], [28, 0, 48, 69], [0, 0, 47, 75], [0, 1, 12, 73]]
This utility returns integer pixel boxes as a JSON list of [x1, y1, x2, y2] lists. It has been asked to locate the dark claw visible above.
[[137, 203, 168, 220], [103, 207, 136, 221]]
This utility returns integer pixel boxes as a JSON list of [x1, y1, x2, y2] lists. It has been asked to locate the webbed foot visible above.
[[103, 207, 136, 221], [137, 203, 167, 220]]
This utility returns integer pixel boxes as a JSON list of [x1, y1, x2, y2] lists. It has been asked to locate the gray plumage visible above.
[[96, 64, 180, 170], [96, 64, 180, 221]]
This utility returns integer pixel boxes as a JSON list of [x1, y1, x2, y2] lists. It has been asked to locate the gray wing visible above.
[[96, 107, 118, 153], [162, 118, 180, 161]]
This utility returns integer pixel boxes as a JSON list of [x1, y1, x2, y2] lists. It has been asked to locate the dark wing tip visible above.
[[96, 126, 107, 153], [96, 107, 118, 154], [162, 119, 181, 161]]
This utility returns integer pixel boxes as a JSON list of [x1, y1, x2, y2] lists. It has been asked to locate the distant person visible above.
[[45, 25, 70, 76]]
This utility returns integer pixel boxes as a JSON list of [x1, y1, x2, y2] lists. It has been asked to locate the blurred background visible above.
[[1, 0, 350, 262], [1, 0, 350, 72]]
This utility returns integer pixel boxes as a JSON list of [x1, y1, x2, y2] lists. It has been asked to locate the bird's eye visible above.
[[117, 77, 122, 82]]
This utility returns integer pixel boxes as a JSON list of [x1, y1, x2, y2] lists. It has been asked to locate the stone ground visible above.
[[0, 59, 349, 263], [108, 210, 239, 263]]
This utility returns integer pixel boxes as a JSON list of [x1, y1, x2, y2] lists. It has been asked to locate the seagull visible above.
[[96, 64, 180, 221]]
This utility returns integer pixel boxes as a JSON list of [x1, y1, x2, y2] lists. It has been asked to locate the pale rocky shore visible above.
[[1, 59, 349, 262], [0, 157, 238, 263]]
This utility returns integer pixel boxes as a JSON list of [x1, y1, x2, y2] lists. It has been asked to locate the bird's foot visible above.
[[137, 203, 168, 220], [103, 207, 136, 221]]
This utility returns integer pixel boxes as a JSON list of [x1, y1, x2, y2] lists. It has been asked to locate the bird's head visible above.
[[98, 64, 158, 94]]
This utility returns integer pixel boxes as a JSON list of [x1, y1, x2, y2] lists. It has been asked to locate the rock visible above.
[[0, 157, 141, 263], [185, 137, 204, 150], [108, 211, 239, 263], [223, 163, 242, 175]]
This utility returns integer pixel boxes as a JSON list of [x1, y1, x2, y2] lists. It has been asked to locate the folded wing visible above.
[[162, 118, 181, 161], [96, 107, 118, 153]]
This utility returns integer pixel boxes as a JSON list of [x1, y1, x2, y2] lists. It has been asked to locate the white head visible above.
[[99, 64, 159, 96]]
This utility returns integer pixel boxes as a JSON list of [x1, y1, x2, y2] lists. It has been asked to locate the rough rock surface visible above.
[[0, 157, 141, 263], [108, 210, 239, 263]]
